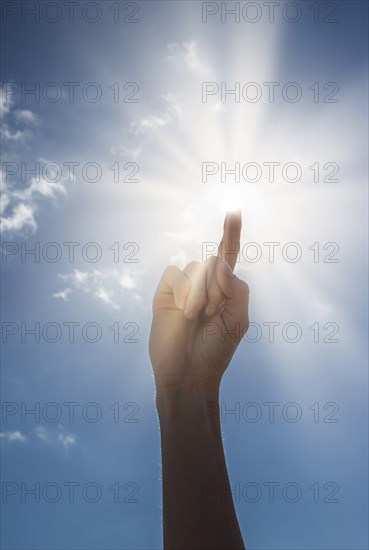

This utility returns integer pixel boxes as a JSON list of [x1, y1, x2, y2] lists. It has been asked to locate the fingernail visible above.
[[178, 297, 186, 310], [205, 304, 216, 316]]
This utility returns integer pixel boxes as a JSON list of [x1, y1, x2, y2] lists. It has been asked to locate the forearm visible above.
[[156, 382, 245, 550]]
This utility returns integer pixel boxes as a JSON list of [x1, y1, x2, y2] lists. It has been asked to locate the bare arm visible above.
[[150, 212, 249, 549]]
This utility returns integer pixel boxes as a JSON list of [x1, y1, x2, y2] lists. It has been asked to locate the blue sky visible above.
[[0, 1, 368, 549]]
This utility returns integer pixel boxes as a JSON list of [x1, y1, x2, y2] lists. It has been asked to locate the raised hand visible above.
[[149, 210, 250, 393], [150, 211, 248, 550]]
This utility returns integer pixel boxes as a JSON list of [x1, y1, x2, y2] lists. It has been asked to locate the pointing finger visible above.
[[217, 210, 242, 271], [204, 210, 242, 316]]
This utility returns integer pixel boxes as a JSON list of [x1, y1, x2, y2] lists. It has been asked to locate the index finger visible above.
[[217, 209, 242, 271]]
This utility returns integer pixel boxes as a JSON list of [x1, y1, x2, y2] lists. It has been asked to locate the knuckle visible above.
[[191, 300, 207, 314], [207, 288, 223, 303], [206, 256, 218, 268], [177, 278, 191, 293], [164, 264, 177, 277], [184, 260, 203, 273]]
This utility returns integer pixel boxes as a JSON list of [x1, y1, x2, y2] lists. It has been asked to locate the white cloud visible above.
[[1, 124, 29, 141], [52, 288, 72, 301], [0, 202, 37, 233], [0, 430, 27, 443], [14, 109, 37, 123], [132, 94, 187, 135], [0, 85, 13, 117], [0, 193, 10, 215], [132, 113, 172, 134], [110, 144, 141, 160], [71, 269, 90, 287], [1, 162, 69, 236], [140, 114, 171, 129], [0, 174, 10, 214], [94, 286, 119, 310], [0, 85, 36, 139], [1, 85, 36, 126], [35, 426, 49, 441], [21, 176, 67, 200], [0, 87, 68, 237], [55, 268, 142, 310], [119, 273, 136, 290], [58, 432, 76, 450], [2, 425, 77, 450], [35, 425, 77, 451], [167, 41, 211, 76]]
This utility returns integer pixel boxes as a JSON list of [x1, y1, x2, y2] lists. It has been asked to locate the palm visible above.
[[150, 297, 241, 387]]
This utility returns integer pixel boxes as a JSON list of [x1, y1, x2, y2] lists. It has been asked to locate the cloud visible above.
[[140, 114, 171, 129], [0, 85, 13, 117], [0, 85, 36, 139], [129, 46, 209, 137], [35, 425, 77, 451], [94, 286, 119, 310], [110, 144, 141, 160], [60, 269, 101, 292], [131, 94, 185, 136], [21, 176, 67, 200], [0, 124, 29, 141], [35, 426, 49, 441], [0, 430, 27, 443], [55, 268, 142, 310], [0, 191, 9, 214], [132, 113, 171, 135], [70, 269, 90, 287], [52, 288, 72, 301], [0, 86, 68, 237], [13, 109, 37, 124], [58, 432, 76, 450], [0, 202, 37, 233], [0, 109, 37, 140], [167, 40, 211, 76], [1, 427, 76, 450], [1, 161, 69, 236], [119, 273, 136, 290]]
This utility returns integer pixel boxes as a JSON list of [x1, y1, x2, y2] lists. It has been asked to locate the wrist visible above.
[[155, 378, 220, 426]]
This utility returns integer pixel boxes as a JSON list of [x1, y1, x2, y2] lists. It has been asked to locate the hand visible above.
[[149, 211, 250, 394]]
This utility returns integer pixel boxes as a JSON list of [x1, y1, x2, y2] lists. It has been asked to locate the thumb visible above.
[[216, 259, 250, 326]]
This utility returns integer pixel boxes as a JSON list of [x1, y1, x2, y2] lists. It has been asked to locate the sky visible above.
[[0, 1, 368, 549]]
